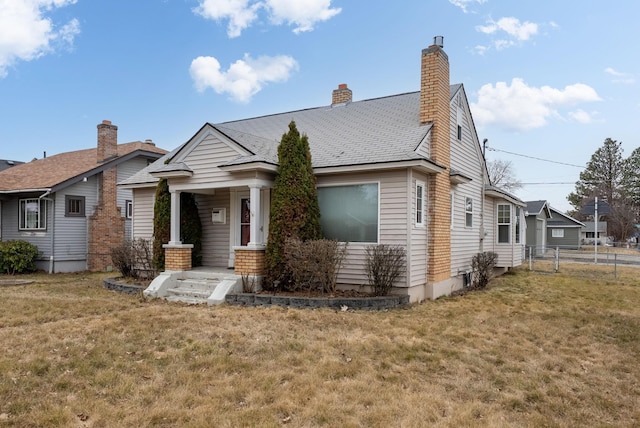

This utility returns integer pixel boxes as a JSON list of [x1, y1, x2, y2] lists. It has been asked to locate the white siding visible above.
[[177, 135, 245, 186], [484, 199, 525, 267], [449, 90, 485, 275], [196, 191, 231, 267], [118, 158, 150, 240], [132, 187, 156, 240], [317, 169, 408, 288]]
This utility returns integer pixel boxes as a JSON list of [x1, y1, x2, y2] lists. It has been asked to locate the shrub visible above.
[[0, 240, 40, 274], [110, 239, 157, 280], [180, 192, 203, 267], [471, 251, 498, 289], [365, 245, 406, 296], [153, 178, 171, 271], [284, 238, 347, 293]]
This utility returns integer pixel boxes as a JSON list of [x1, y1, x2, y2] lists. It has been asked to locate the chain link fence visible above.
[[525, 245, 640, 279]]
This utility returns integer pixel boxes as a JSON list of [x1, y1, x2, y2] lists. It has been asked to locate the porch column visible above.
[[169, 190, 181, 245], [248, 184, 262, 247]]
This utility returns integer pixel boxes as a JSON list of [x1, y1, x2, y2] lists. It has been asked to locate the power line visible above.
[[486, 146, 585, 168]]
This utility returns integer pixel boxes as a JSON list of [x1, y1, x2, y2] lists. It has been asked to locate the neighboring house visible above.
[[547, 206, 584, 249], [0, 121, 168, 272], [121, 38, 526, 303], [581, 221, 609, 246], [525, 200, 551, 253], [0, 159, 24, 172]]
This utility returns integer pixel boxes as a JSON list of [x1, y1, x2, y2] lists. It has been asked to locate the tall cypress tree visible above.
[[152, 178, 171, 270], [180, 192, 203, 267], [264, 121, 321, 289]]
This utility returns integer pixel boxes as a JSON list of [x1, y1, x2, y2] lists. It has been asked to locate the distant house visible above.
[[581, 221, 609, 246], [121, 37, 526, 303], [0, 159, 24, 172], [547, 206, 584, 249], [0, 121, 168, 272], [525, 200, 584, 250]]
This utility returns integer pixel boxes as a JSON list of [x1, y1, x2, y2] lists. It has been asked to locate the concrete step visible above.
[[166, 287, 212, 300], [165, 295, 208, 305]]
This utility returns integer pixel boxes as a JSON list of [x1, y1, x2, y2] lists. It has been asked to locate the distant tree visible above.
[[152, 178, 171, 270], [568, 138, 625, 211], [487, 159, 522, 192], [264, 121, 322, 290]]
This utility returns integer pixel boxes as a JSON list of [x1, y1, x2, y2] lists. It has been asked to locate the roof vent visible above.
[[433, 35, 444, 48]]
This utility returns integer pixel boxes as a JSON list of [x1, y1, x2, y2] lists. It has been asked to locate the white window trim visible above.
[[497, 203, 511, 244], [415, 180, 425, 227], [465, 197, 473, 228], [19, 198, 47, 230], [551, 228, 564, 238], [317, 181, 380, 244], [126, 200, 133, 219]]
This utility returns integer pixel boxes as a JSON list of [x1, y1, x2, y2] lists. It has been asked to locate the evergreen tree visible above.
[[264, 121, 322, 289], [180, 192, 203, 267], [152, 178, 171, 270]]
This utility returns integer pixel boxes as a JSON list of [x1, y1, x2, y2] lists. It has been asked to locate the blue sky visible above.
[[1, 0, 638, 212]]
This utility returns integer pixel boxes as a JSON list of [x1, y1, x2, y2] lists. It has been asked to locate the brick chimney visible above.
[[97, 120, 118, 163], [332, 84, 352, 105], [421, 36, 452, 285]]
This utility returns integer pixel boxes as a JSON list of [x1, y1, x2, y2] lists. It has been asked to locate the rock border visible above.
[[226, 293, 410, 310], [103, 277, 145, 295]]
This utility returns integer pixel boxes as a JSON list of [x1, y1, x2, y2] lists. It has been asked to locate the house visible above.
[[121, 37, 526, 303], [0, 159, 24, 172], [525, 200, 584, 251], [0, 121, 168, 272], [581, 221, 609, 246]]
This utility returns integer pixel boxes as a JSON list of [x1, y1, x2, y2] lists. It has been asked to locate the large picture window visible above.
[[318, 183, 378, 243], [20, 198, 46, 230], [497, 204, 511, 243]]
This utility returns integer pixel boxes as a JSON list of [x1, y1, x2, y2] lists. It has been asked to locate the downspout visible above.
[[480, 138, 487, 253], [39, 190, 54, 274]]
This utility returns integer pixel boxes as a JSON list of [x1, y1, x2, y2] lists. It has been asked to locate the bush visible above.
[[110, 239, 157, 280], [284, 238, 347, 293], [365, 245, 406, 296], [0, 240, 40, 274], [471, 251, 498, 289]]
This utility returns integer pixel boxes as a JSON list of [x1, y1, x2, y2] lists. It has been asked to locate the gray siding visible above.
[[175, 135, 244, 186], [410, 171, 428, 288], [547, 227, 581, 249], [196, 191, 231, 268], [132, 187, 156, 240], [118, 158, 150, 240], [317, 169, 408, 288]]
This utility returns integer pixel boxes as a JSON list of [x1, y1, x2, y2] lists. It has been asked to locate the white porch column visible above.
[[169, 190, 181, 245], [248, 184, 262, 247]]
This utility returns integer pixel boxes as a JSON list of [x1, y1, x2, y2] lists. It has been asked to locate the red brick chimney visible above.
[[332, 84, 352, 105], [97, 120, 118, 163], [420, 36, 452, 285]]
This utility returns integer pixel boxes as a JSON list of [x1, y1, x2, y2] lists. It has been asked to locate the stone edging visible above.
[[225, 293, 410, 310], [103, 277, 145, 295]]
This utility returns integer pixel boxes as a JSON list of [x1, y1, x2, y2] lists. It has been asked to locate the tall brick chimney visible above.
[[88, 120, 124, 271], [421, 36, 452, 285], [332, 84, 352, 105], [97, 120, 118, 163]]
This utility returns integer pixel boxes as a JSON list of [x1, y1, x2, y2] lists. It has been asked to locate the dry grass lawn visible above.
[[0, 266, 639, 427]]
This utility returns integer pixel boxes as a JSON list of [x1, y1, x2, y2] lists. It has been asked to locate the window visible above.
[[318, 183, 378, 243], [497, 204, 511, 243], [552, 228, 564, 238], [126, 200, 133, 219], [65, 195, 85, 217], [586, 232, 595, 239], [465, 197, 473, 227], [515, 207, 521, 243], [19, 198, 46, 230], [456, 104, 463, 141], [415, 181, 425, 227]]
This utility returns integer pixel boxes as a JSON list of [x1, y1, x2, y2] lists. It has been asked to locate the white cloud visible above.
[[193, 0, 340, 37], [0, 0, 80, 78], [266, 0, 341, 34], [568, 109, 595, 124], [470, 78, 601, 131], [604, 67, 635, 84], [474, 16, 541, 52], [193, 0, 261, 38], [448, 0, 487, 13], [190, 53, 299, 103]]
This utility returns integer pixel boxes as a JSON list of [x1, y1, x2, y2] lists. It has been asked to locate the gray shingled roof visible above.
[[525, 200, 548, 215], [120, 85, 465, 186]]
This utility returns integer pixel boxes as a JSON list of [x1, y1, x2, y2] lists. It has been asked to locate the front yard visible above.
[[0, 266, 638, 427]]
